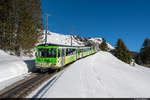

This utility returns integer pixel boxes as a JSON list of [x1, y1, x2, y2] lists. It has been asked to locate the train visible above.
[[35, 43, 98, 72]]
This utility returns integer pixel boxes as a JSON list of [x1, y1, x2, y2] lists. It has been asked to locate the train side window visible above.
[[38, 49, 42, 57], [70, 48, 72, 55], [72, 49, 74, 54], [72, 49, 75, 55], [73, 49, 76, 54], [72, 49, 73, 55], [69, 48, 70, 55], [66, 49, 68, 56], [69, 48, 71, 55], [78, 49, 80, 53], [68, 49, 70, 55], [67, 49, 69, 56], [66, 48, 68, 56]]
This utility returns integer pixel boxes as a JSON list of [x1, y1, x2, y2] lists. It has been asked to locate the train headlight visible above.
[[52, 63, 56, 65], [51, 63, 56, 66]]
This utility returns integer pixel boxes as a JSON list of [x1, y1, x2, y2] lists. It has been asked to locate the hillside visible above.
[[28, 51, 150, 98], [88, 38, 114, 50], [0, 31, 114, 90], [40, 31, 114, 50]]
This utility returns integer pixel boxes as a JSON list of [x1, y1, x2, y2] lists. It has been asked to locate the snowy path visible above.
[[28, 51, 150, 98]]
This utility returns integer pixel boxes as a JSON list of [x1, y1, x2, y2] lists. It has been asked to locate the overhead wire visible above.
[[47, 14, 97, 38]]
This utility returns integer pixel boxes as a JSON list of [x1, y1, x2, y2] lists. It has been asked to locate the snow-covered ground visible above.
[[28, 51, 150, 98], [40, 31, 114, 50], [0, 50, 29, 90], [40, 31, 85, 46], [0, 31, 114, 91], [1, 31, 149, 98]]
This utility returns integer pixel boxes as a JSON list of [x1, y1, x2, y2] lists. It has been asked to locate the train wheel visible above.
[[40, 69, 47, 73], [56, 68, 61, 72]]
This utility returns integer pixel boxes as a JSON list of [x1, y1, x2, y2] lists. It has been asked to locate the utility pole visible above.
[[44, 13, 73, 46], [70, 26, 72, 46], [45, 14, 49, 45]]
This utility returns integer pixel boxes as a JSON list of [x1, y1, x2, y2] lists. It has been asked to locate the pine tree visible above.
[[114, 38, 132, 64], [0, 0, 43, 56], [140, 38, 150, 65], [142, 38, 150, 47], [99, 38, 108, 51], [0, 0, 16, 51], [126, 50, 132, 64], [135, 54, 142, 65]]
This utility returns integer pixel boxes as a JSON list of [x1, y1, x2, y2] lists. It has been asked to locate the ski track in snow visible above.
[[0, 31, 115, 95], [27, 69, 66, 98], [79, 63, 85, 97], [27, 51, 150, 98], [29, 51, 150, 98], [91, 55, 114, 98]]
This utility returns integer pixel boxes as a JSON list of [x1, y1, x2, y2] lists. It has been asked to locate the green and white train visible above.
[[35, 43, 97, 72]]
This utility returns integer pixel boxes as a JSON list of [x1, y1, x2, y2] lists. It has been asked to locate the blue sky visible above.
[[41, 0, 150, 52]]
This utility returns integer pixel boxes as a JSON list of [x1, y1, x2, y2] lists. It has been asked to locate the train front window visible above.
[[38, 48, 57, 58]]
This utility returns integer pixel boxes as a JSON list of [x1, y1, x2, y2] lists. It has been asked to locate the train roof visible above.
[[37, 43, 93, 48]]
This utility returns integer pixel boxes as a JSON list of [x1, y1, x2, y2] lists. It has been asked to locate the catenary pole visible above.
[[44, 14, 74, 46], [71, 26, 72, 46], [45, 14, 48, 45]]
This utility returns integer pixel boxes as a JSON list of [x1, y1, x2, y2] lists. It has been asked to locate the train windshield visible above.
[[38, 48, 57, 58]]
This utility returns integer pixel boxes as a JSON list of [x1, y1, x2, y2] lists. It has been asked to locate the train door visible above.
[[81, 49, 83, 57], [76, 48, 78, 60], [79, 49, 81, 58], [61, 48, 65, 66]]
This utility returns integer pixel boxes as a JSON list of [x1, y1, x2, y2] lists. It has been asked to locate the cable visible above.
[[47, 14, 97, 38]]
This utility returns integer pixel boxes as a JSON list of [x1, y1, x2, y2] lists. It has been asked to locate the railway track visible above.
[[0, 63, 70, 98], [0, 71, 57, 98], [0, 53, 96, 98]]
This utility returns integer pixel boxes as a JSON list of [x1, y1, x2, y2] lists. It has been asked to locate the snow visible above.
[[0, 73, 31, 91], [1, 30, 149, 98], [41, 31, 115, 50], [0, 50, 29, 90], [0, 30, 114, 91], [28, 51, 150, 98], [89, 38, 115, 50], [41, 31, 85, 46], [27, 70, 65, 98]]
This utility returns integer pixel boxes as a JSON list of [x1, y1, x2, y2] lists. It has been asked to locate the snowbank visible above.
[[29, 51, 150, 98], [0, 50, 28, 83]]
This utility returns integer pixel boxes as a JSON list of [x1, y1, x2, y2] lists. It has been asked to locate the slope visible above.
[[40, 31, 114, 50], [29, 51, 150, 98]]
